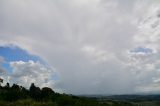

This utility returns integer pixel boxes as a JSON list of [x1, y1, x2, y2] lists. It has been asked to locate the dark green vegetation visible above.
[[0, 83, 160, 106], [94, 95, 160, 106], [0, 83, 105, 106]]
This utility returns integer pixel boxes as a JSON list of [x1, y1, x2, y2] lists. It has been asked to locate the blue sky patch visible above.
[[0, 46, 43, 73], [130, 47, 153, 54], [0, 46, 41, 62]]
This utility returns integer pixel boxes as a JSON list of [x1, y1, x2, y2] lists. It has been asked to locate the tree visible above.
[[41, 87, 55, 100], [29, 83, 41, 101], [4, 84, 21, 101], [0, 78, 3, 86]]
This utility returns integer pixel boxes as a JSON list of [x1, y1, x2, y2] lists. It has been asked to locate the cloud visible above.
[[0, 56, 7, 74], [128, 2, 160, 93], [0, 56, 8, 86], [0, 0, 160, 94], [9, 60, 57, 89], [0, 66, 6, 75], [0, 56, 5, 64]]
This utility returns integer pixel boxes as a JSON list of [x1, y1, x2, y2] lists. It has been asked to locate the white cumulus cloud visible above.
[[9, 60, 58, 90]]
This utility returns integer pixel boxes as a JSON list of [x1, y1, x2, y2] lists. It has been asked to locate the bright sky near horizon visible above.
[[1, 0, 160, 95]]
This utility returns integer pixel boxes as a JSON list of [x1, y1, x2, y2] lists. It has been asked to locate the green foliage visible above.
[[0, 99, 58, 106], [41, 87, 55, 101], [0, 83, 103, 106], [29, 83, 42, 101], [0, 83, 159, 106]]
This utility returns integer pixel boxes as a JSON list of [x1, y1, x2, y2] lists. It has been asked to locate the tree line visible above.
[[0, 82, 148, 106], [0, 83, 56, 101], [0, 82, 103, 106]]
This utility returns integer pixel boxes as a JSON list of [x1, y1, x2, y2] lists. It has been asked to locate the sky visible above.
[[0, 46, 41, 73], [0, 0, 160, 95]]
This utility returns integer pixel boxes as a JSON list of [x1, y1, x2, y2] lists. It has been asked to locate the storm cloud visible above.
[[0, 0, 160, 94]]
